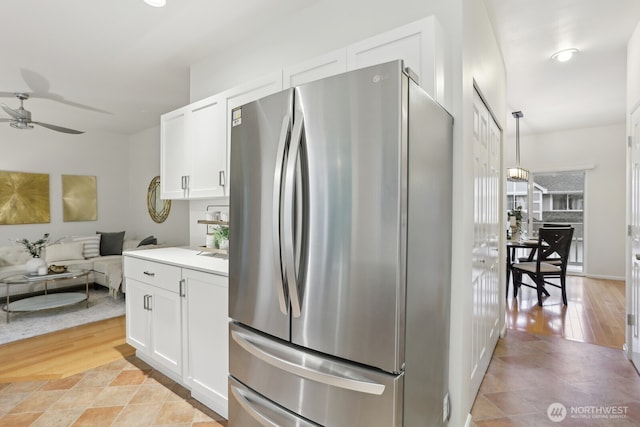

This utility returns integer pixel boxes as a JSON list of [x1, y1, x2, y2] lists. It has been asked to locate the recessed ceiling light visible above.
[[144, 0, 166, 7], [551, 48, 579, 63]]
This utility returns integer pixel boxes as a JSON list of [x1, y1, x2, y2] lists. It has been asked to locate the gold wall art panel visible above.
[[0, 171, 51, 225], [62, 175, 97, 222]]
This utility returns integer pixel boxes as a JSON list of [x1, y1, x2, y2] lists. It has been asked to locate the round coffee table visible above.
[[1, 269, 90, 323]]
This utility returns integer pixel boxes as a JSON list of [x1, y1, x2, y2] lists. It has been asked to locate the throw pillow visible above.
[[97, 231, 125, 256], [71, 235, 101, 258], [138, 235, 157, 247], [45, 242, 85, 263]]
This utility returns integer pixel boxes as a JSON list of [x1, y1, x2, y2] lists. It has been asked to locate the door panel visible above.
[[629, 105, 640, 370], [229, 89, 293, 341], [470, 89, 501, 394], [290, 61, 405, 373]]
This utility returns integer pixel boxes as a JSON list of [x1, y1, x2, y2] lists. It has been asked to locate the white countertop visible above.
[[123, 246, 228, 276]]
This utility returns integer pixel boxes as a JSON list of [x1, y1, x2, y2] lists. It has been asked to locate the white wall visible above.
[[0, 127, 131, 245], [0, 124, 190, 251], [504, 123, 627, 279], [446, 0, 507, 426], [127, 125, 190, 246]]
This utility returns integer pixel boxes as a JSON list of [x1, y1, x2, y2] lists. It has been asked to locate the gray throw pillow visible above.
[[138, 235, 157, 247], [97, 231, 125, 256]]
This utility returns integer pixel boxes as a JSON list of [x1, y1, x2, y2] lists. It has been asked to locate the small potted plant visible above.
[[212, 226, 229, 250], [16, 233, 50, 274]]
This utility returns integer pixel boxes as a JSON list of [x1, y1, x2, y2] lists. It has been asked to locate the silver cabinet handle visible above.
[[143, 271, 155, 277], [232, 329, 386, 395], [219, 170, 226, 187], [273, 115, 291, 316], [147, 295, 152, 311], [179, 279, 185, 297], [181, 175, 186, 190], [283, 115, 304, 318]]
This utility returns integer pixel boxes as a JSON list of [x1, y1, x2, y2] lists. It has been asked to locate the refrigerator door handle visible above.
[[283, 115, 304, 318], [232, 329, 386, 395], [273, 115, 291, 315]]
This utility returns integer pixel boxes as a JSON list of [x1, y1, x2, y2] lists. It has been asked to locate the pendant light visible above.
[[506, 111, 529, 182]]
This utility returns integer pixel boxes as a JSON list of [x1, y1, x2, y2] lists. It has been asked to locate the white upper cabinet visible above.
[[161, 94, 226, 200], [283, 49, 348, 89], [347, 16, 447, 105]]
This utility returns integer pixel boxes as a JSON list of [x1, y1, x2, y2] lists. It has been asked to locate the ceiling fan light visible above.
[[10, 121, 33, 130], [144, 0, 166, 7], [551, 48, 579, 63]]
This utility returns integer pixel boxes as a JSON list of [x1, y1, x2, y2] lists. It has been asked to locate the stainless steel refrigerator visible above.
[[228, 60, 453, 426]]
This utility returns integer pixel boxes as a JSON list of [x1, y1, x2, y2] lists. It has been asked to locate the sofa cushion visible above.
[[97, 231, 125, 256], [45, 242, 85, 263], [0, 246, 31, 267], [71, 235, 101, 258]]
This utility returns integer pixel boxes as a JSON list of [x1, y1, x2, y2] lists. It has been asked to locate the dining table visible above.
[[506, 238, 540, 298]]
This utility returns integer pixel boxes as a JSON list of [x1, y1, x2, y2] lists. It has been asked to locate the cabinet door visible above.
[[149, 285, 182, 377], [346, 16, 446, 104], [125, 278, 152, 356], [161, 107, 189, 199], [283, 49, 347, 89], [182, 269, 229, 418], [187, 95, 227, 199]]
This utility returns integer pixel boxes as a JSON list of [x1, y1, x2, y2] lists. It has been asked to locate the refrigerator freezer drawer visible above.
[[229, 322, 403, 426], [229, 377, 319, 427]]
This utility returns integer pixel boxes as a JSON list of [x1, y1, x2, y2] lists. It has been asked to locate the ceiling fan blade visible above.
[[32, 121, 84, 134], [1, 103, 21, 119]]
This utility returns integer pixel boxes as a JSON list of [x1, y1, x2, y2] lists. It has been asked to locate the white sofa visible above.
[[0, 236, 160, 298]]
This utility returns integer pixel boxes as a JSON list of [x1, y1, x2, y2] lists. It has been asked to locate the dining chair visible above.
[[512, 226, 574, 306], [517, 223, 572, 264]]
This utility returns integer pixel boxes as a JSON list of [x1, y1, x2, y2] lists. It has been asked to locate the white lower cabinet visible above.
[[182, 268, 228, 418], [124, 255, 229, 418]]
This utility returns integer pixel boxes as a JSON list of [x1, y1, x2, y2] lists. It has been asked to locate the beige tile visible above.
[[110, 370, 148, 386], [0, 412, 43, 427], [31, 407, 85, 427], [154, 400, 196, 424], [129, 384, 170, 405], [49, 387, 103, 411], [9, 390, 66, 414], [91, 385, 139, 407], [40, 374, 85, 391], [74, 370, 120, 388], [111, 402, 162, 427], [71, 406, 123, 427]]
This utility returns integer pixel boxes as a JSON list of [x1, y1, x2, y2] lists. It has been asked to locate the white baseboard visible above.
[[583, 273, 625, 281], [464, 413, 473, 427]]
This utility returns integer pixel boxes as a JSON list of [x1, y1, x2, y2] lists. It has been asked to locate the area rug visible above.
[[0, 287, 125, 345]]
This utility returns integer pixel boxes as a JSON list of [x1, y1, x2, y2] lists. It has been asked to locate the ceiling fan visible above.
[[0, 93, 84, 134]]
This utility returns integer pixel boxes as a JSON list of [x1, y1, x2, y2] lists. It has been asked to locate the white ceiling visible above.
[[483, 0, 640, 135], [0, 0, 315, 136], [2, 0, 639, 137]]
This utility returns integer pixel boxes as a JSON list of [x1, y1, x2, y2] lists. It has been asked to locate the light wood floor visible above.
[[505, 275, 626, 348], [0, 276, 626, 385], [0, 315, 134, 383]]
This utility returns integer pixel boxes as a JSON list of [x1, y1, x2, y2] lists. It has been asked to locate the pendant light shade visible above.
[[507, 111, 529, 182]]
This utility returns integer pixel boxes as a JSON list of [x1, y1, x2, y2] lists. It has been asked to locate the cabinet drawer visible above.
[[124, 257, 181, 293]]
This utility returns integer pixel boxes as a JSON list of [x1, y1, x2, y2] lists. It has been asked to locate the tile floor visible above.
[[471, 329, 640, 426], [0, 356, 227, 427]]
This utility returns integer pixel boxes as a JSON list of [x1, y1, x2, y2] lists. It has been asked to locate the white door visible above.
[[160, 108, 189, 199], [182, 269, 229, 418], [628, 105, 640, 369], [187, 95, 227, 199], [125, 279, 152, 355], [149, 286, 182, 376], [470, 88, 501, 393]]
